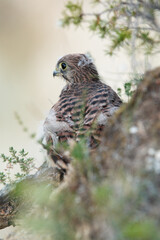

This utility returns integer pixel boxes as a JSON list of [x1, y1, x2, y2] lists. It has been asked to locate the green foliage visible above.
[[117, 73, 143, 101], [61, 1, 83, 27], [61, 0, 160, 55], [0, 172, 6, 184], [124, 82, 133, 97], [107, 29, 132, 55], [117, 87, 122, 97], [71, 139, 88, 162], [0, 147, 36, 185], [123, 220, 160, 240], [0, 113, 43, 185]]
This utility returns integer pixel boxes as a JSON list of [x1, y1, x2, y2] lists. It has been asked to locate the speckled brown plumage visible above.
[[43, 53, 122, 171]]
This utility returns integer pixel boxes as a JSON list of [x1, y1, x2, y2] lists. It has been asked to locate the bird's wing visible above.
[[83, 83, 121, 125], [75, 83, 122, 146]]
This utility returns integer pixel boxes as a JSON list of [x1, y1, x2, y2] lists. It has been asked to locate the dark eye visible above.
[[61, 62, 67, 70]]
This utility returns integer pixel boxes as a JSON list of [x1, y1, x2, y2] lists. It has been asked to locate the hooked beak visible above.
[[53, 69, 61, 77]]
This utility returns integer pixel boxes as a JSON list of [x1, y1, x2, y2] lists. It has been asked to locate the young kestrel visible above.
[[43, 53, 122, 171]]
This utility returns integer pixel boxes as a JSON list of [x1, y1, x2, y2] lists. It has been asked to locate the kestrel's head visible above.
[[53, 53, 100, 83]]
